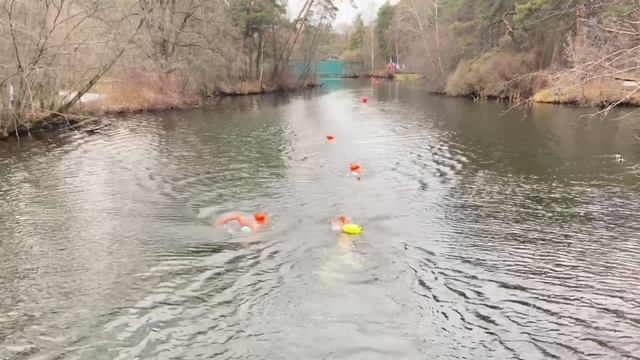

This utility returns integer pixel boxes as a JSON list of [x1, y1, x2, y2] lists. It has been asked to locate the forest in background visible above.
[[343, 0, 640, 109], [0, 0, 340, 137], [3, 0, 640, 138]]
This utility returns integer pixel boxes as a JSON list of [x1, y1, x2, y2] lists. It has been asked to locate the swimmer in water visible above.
[[216, 212, 267, 233], [331, 215, 353, 230], [350, 164, 362, 180], [615, 152, 624, 162], [319, 217, 363, 283]]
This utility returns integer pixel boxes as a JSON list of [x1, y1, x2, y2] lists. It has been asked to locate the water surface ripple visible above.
[[1, 81, 639, 359]]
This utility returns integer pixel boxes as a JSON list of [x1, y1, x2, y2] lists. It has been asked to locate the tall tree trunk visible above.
[[434, 0, 445, 80], [259, 33, 264, 90], [256, 32, 263, 81], [575, 4, 588, 64], [411, 2, 444, 82], [299, 22, 324, 84], [370, 24, 375, 72], [272, 24, 278, 68], [395, 23, 399, 65], [248, 36, 254, 78], [272, 0, 314, 80]]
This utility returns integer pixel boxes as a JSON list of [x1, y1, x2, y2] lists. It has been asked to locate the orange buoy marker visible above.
[[362, 96, 368, 104], [326, 135, 335, 141]]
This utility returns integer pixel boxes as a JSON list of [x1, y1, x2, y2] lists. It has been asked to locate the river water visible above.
[[1, 80, 639, 359]]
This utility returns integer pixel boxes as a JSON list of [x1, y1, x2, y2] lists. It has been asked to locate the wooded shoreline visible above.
[[0, 79, 327, 139], [4, 76, 639, 140], [0, 0, 337, 139], [3, 1, 640, 139]]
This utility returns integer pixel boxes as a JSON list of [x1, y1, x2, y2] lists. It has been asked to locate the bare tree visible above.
[[393, 0, 450, 87], [0, 0, 137, 135], [0, 0, 345, 137], [541, 4, 640, 113], [272, 0, 337, 85]]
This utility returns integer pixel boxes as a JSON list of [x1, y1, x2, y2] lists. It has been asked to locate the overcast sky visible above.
[[288, 0, 393, 26]]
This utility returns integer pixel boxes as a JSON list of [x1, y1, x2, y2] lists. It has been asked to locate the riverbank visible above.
[[533, 79, 640, 107], [433, 53, 640, 107], [444, 75, 640, 108], [340, 71, 422, 80], [0, 76, 322, 139]]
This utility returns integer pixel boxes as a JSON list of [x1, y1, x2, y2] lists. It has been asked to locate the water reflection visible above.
[[1, 80, 639, 359]]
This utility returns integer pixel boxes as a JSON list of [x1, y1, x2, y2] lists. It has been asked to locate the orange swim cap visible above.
[[331, 215, 352, 230], [254, 212, 266, 224], [326, 135, 335, 141], [350, 163, 361, 171]]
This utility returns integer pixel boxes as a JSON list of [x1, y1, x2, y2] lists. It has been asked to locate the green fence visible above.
[[290, 60, 363, 79]]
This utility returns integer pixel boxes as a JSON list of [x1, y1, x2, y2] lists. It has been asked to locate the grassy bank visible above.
[[394, 73, 423, 81], [0, 73, 322, 139], [339, 71, 421, 80], [443, 52, 546, 102], [429, 51, 639, 108], [533, 80, 640, 107], [442, 70, 640, 108]]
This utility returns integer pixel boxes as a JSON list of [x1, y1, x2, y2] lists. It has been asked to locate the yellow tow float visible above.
[[342, 223, 363, 235]]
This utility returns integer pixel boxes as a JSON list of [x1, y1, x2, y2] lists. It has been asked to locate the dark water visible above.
[[1, 80, 640, 359]]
